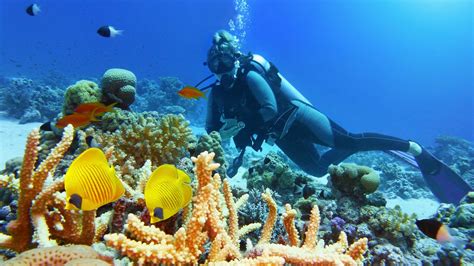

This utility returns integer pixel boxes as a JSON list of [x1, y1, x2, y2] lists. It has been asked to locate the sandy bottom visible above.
[[386, 197, 440, 218], [0, 112, 42, 168]]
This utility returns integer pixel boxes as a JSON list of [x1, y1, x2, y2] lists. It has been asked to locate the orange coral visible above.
[[0, 125, 74, 252], [104, 151, 369, 265], [2, 245, 112, 265], [282, 204, 300, 246]]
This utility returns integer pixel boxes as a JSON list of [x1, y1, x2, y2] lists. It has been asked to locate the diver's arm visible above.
[[246, 71, 278, 125], [205, 90, 223, 133]]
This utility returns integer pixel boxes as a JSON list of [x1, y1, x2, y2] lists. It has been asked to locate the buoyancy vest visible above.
[[238, 53, 312, 140]]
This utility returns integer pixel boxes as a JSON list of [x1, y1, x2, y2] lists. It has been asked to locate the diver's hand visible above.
[[219, 119, 245, 140]]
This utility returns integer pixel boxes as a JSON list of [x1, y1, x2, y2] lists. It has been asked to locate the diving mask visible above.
[[215, 60, 239, 87], [207, 53, 236, 74]]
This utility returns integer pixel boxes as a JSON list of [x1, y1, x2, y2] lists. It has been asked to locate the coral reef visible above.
[[62, 80, 101, 115], [135, 77, 206, 126], [0, 77, 64, 123], [360, 205, 417, 246], [100, 68, 136, 110], [346, 151, 433, 199], [432, 136, 474, 186], [104, 151, 369, 264]]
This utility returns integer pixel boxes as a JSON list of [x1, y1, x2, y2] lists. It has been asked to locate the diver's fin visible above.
[[386, 150, 418, 168], [415, 148, 472, 205], [388, 149, 472, 205]]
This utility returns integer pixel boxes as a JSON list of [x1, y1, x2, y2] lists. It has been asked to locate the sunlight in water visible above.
[[228, 0, 251, 49]]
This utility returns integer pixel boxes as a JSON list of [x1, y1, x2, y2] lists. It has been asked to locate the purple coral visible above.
[[331, 216, 346, 232]]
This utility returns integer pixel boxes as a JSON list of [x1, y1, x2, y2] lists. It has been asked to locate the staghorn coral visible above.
[[94, 113, 195, 172], [0, 125, 109, 252], [100, 68, 136, 109], [62, 80, 101, 115], [0, 125, 74, 252], [104, 151, 368, 265]]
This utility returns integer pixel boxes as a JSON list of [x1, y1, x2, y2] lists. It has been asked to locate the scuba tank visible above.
[[239, 53, 310, 142], [245, 53, 312, 106]]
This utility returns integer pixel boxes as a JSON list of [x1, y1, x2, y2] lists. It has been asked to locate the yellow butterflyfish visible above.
[[64, 148, 125, 211], [144, 164, 192, 223]]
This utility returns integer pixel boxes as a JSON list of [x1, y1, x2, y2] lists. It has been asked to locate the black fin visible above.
[[302, 185, 316, 199], [40, 122, 52, 131], [153, 207, 164, 220], [85, 136, 100, 148], [26, 5, 34, 16], [97, 26, 111, 37], [69, 194, 82, 209], [416, 219, 442, 239]]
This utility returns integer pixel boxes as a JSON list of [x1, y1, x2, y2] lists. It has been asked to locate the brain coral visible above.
[[62, 80, 101, 115], [101, 68, 137, 109], [329, 163, 380, 196]]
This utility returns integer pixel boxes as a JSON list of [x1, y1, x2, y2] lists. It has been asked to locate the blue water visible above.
[[1, 0, 472, 145]]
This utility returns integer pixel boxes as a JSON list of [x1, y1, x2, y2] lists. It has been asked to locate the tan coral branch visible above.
[[302, 204, 320, 249], [258, 189, 277, 245], [0, 125, 74, 252], [283, 204, 300, 246]]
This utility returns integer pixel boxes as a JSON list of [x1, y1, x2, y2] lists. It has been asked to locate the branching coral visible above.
[[0, 125, 74, 252], [104, 151, 368, 265], [94, 113, 195, 178], [0, 125, 108, 252]]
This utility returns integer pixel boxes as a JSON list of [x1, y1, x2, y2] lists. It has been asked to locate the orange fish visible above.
[[178, 86, 206, 100], [74, 102, 116, 117], [56, 111, 98, 129]]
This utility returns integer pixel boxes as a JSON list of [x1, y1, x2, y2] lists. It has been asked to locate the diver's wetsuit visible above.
[[205, 54, 411, 176]]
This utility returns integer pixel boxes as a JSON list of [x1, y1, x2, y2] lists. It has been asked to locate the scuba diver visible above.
[[203, 30, 472, 205]]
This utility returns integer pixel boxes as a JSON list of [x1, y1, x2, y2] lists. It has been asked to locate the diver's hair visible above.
[[207, 30, 241, 61], [212, 30, 237, 46]]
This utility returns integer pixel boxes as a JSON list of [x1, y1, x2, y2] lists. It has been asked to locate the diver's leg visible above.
[[325, 119, 472, 204], [275, 123, 327, 176], [328, 119, 411, 152], [292, 103, 412, 174]]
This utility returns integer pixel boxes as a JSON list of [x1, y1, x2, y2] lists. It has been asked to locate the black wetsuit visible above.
[[206, 54, 411, 176]]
